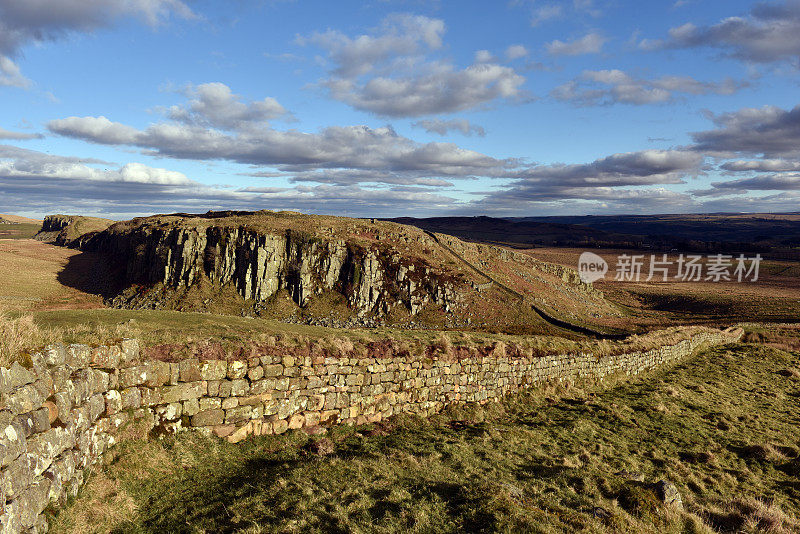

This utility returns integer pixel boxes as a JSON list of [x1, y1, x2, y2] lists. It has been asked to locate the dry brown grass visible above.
[[0, 239, 106, 311], [48, 472, 137, 534]]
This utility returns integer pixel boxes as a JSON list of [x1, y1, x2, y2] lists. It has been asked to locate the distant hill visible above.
[[390, 213, 800, 258], [0, 213, 41, 224], [46, 210, 625, 336]]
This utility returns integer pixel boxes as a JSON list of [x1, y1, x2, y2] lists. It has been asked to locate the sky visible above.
[[1, 0, 800, 219]]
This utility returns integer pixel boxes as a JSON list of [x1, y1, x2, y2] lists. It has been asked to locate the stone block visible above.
[[228, 360, 247, 380], [119, 365, 149, 388], [6, 384, 44, 416], [43, 344, 66, 368], [200, 360, 227, 381], [183, 398, 200, 417], [105, 390, 122, 416], [159, 381, 207, 404], [263, 364, 283, 378], [91, 345, 120, 369], [120, 339, 140, 364], [65, 344, 91, 369], [191, 409, 225, 427], [248, 366, 264, 381], [120, 388, 142, 410], [198, 397, 221, 411], [179, 358, 202, 382]]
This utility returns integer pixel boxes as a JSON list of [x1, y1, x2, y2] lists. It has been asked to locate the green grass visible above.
[[0, 222, 39, 239], [19, 308, 726, 366], [50, 340, 800, 533]]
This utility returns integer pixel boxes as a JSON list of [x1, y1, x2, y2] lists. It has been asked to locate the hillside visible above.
[[34, 214, 115, 246], [46, 210, 625, 335], [392, 213, 800, 258], [0, 213, 41, 224]]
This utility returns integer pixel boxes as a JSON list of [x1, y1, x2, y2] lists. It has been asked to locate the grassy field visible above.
[[50, 336, 800, 533], [0, 222, 40, 239], [528, 248, 800, 330]]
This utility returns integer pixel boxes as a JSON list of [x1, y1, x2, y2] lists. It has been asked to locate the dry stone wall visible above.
[[0, 329, 741, 533]]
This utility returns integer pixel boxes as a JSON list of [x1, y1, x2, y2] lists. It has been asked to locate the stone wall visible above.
[[0, 328, 741, 533]]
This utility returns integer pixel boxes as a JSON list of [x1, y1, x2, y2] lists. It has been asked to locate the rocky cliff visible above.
[[34, 215, 114, 247], [81, 212, 463, 318]]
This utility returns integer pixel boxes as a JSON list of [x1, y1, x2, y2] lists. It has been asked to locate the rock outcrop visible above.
[[34, 215, 114, 247], [82, 216, 462, 317]]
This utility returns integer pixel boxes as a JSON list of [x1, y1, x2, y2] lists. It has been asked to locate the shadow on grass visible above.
[[57, 249, 123, 300]]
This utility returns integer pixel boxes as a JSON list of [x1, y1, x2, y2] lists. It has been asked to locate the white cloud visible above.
[[166, 82, 290, 130], [552, 69, 748, 106], [546, 32, 606, 56], [0, 56, 31, 88], [530, 5, 563, 26], [641, 0, 800, 64], [300, 14, 527, 117], [0, 127, 42, 140], [505, 45, 529, 60], [691, 104, 800, 157], [411, 118, 486, 137], [0, 0, 195, 87]]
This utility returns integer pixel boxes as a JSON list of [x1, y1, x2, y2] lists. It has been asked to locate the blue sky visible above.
[[1, 0, 800, 218]]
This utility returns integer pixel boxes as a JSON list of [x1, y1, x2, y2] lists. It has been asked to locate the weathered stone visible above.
[[91, 345, 121, 369], [120, 338, 140, 364], [212, 424, 235, 438], [248, 366, 264, 381], [263, 364, 283, 378], [145, 361, 171, 387], [228, 360, 247, 380], [1, 453, 32, 498], [198, 397, 221, 411], [654, 480, 683, 510], [179, 358, 202, 382], [6, 385, 44, 415], [88, 393, 105, 421], [43, 344, 66, 368], [119, 365, 150, 388], [182, 398, 200, 417], [191, 409, 225, 427], [120, 388, 142, 409], [200, 360, 227, 381], [155, 402, 183, 422], [224, 405, 253, 424], [65, 344, 90, 369], [287, 413, 304, 429], [105, 390, 122, 415], [272, 419, 288, 434], [160, 381, 207, 404]]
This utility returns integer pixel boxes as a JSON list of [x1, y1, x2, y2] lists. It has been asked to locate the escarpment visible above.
[[81, 213, 464, 318]]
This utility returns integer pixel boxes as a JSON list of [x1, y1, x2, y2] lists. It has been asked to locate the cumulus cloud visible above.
[[641, 0, 800, 64], [505, 45, 529, 60], [690, 104, 800, 157], [546, 33, 606, 56], [0, 56, 30, 88], [0, 145, 462, 218], [47, 84, 514, 188], [0, 0, 195, 86], [720, 159, 800, 173], [0, 144, 191, 184], [552, 69, 748, 106], [411, 119, 486, 137], [299, 14, 527, 117], [166, 83, 290, 130], [530, 5, 563, 26], [470, 149, 703, 214], [0, 127, 42, 140]]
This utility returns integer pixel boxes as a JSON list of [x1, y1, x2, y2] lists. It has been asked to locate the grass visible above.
[[0, 223, 40, 239], [49, 338, 800, 533]]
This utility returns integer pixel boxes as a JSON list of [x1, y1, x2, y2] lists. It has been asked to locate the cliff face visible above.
[[83, 222, 462, 317], [35, 215, 115, 247]]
